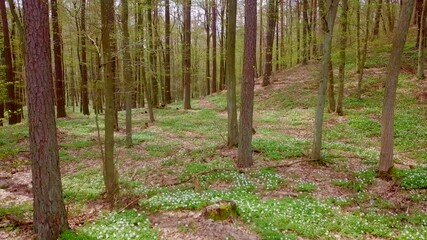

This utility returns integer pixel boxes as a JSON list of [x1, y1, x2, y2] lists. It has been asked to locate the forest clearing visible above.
[[1, 0, 427, 239]]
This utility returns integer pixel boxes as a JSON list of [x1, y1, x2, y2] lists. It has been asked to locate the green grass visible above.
[[62, 168, 104, 202], [252, 136, 308, 160], [293, 181, 317, 193]]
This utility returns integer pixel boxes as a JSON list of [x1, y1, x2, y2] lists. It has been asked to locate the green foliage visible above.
[[62, 168, 103, 202], [132, 131, 157, 144], [76, 210, 158, 240], [0, 123, 27, 159], [252, 136, 308, 160], [293, 181, 317, 193], [62, 139, 95, 150], [394, 167, 427, 190], [146, 143, 177, 158], [0, 203, 32, 219]]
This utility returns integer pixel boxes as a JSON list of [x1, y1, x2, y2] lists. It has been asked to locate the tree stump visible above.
[[202, 200, 238, 221]]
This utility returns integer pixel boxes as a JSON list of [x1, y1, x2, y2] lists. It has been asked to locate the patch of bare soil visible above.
[[149, 210, 259, 240], [0, 168, 32, 206]]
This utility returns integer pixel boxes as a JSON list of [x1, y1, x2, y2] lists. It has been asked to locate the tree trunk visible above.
[[219, 0, 226, 90], [122, 0, 133, 147], [379, 0, 415, 174], [51, 0, 66, 118], [205, 3, 211, 95], [80, 0, 89, 115], [327, 61, 335, 112], [101, 0, 120, 201], [372, 0, 383, 37], [296, 0, 301, 63], [416, 0, 423, 48], [164, 0, 172, 103], [262, 0, 277, 86], [238, 0, 257, 168], [212, 0, 218, 93], [183, 0, 192, 109], [357, 0, 372, 99], [23, 0, 68, 238], [311, 0, 339, 161], [0, 0, 20, 124], [147, 0, 158, 108], [336, 0, 348, 115], [302, 0, 309, 64], [226, 0, 239, 146], [279, 0, 285, 68], [259, 0, 264, 77], [417, 0, 427, 79]]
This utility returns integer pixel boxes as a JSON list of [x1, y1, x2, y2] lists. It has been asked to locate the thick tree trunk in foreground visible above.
[[379, 0, 415, 174], [51, 0, 66, 118], [0, 0, 20, 124], [238, 0, 257, 168], [183, 0, 192, 109], [23, 0, 68, 238], [311, 0, 339, 161], [101, 0, 120, 201], [226, 0, 239, 146]]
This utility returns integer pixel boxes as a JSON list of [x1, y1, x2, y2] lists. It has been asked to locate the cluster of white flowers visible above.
[[81, 210, 158, 240], [401, 167, 427, 189]]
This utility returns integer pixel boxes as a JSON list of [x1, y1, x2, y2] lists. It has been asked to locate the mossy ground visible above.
[[1, 29, 427, 239]]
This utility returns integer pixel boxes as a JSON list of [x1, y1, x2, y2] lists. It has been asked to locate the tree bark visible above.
[[226, 0, 239, 146], [372, 0, 384, 37], [23, 0, 68, 238], [205, 2, 211, 95], [302, 0, 309, 64], [122, 0, 133, 147], [357, 0, 372, 99], [417, 0, 427, 79], [51, 0, 66, 118], [262, 0, 277, 86], [0, 0, 20, 124], [101, 0, 120, 201], [183, 0, 192, 109], [165, 0, 172, 103], [212, 0, 218, 93], [327, 61, 336, 112], [336, 0, 348, 115], [238, 0, 257, 168], [80, 0, 89, 115], [311, 0, 340, 161], [379, 0, 415, 174]]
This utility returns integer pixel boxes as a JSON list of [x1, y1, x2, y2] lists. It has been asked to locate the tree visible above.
[[226, 0, 238, 146], [336, 0, 348, 115], [417, 0, 427, 79], [51, 0, 66, 118], [23, 0, 68, 238], [183, 0, 192, 109], [79, 0, 90, 115], [372, 0, 383, 37], [379, 0, 415, 174], [0, 0, 21, 124], [357, 0, 372, 99], [164, 0, 172, 103], [147, 0, 159, 107], [262, 0, 277, 86], [122, 0, 133, 147], [302, 0, 309, 64], [101, 0, 120, 201], [238, 0, 257, 168], [212, 0, 218, 93], [204, 1, 211, 95], [311, 0, 340, 161]]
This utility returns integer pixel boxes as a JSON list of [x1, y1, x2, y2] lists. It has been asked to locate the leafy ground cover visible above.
[[1, 32, 427, 239]]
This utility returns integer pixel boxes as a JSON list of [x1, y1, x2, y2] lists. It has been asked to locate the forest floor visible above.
[[1, 38, 427, 239]]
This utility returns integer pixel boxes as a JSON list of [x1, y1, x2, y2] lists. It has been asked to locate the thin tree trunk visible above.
[[205, 2, 211, 95], [262, 0, 277, 86], [51, 0, 66, 118], [302, 0, 309, 64], [164, 0, 172, 103], [311, 0, 340, 161], [238, 0, 257, 168], [80, 0, 89, 115], [259, 0, 264, 76], [417, 0, 427, 79], [336, 0, 348, 115], [327, 61, 336, 112], [212, 0, 218, 93], [219, 0, 226, 90], [373, 0, 383, 37], [23, 0, 68, 238], [0, 0, 20, 124], [357, 0, 372, 99], [280, 0, 285, 68], [296, 0, 301, 63], [379, 0, 415, 174], [147, 0, 158, 107], [101, 0, 120, 202], [226, 0, 239, 146], [122, 0, 133, 147], [183, 0, 192, 109]]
